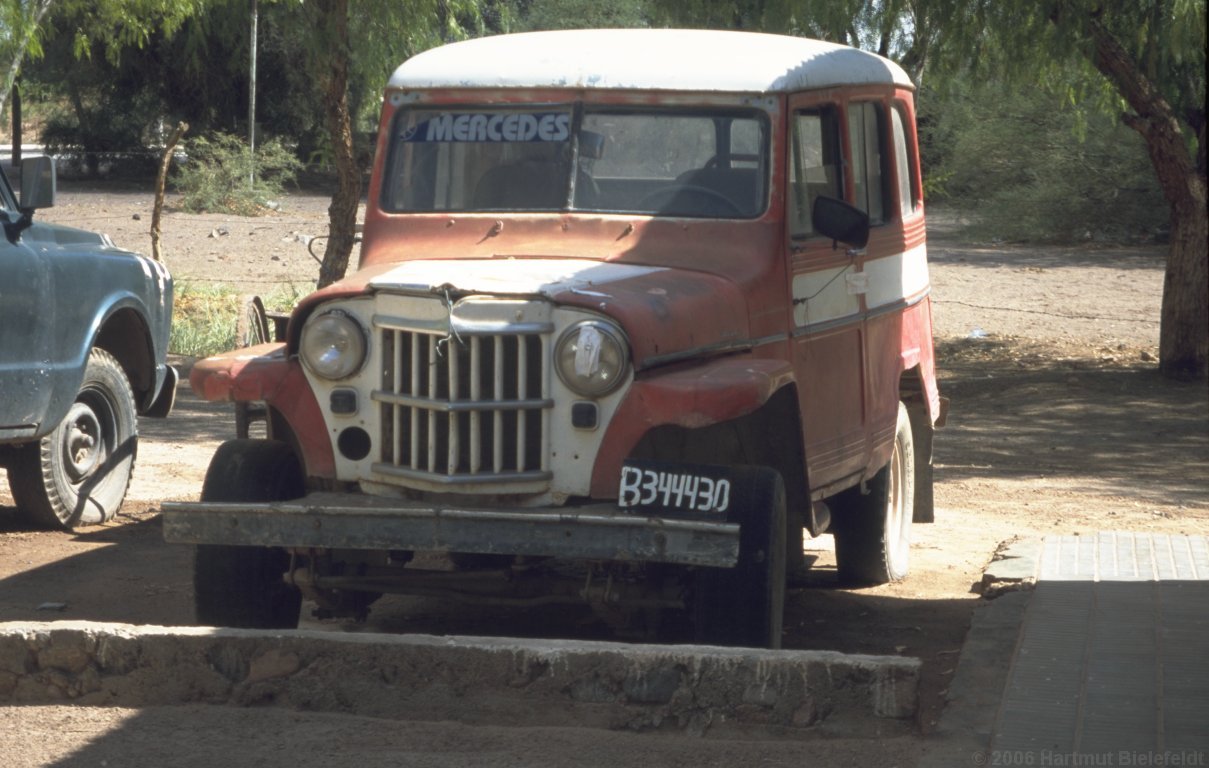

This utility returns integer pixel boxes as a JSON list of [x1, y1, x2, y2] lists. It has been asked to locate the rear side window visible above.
[[789, 108, 843, 238], [891, 104, 920, 217], [847, 102, 889, 226]]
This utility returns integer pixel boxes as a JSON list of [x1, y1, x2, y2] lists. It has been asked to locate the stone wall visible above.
[[0, 622, 919, 738]]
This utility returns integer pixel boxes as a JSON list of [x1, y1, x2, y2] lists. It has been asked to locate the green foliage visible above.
[[171, 281, 306, 358], [63, 0, 206, 64], [39, 98, 157, 176], [169, 282, 241, 358], [517, 0, 649, 30], [174, 133, 302, 216], [23, 18, 167, 176], [925, 75, 1168, 243]]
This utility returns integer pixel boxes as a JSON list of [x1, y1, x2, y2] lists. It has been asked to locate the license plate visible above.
[[617, 460, 733, 518]]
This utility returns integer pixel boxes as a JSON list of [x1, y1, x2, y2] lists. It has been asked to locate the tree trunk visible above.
[[315, 0, 360, 290], [151, 122, 188, 263], [1085, 15, 1208, 380], [1158, 194, 1209, 380]]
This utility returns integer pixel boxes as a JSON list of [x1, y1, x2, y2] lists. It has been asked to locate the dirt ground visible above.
[[1, 182, 1206, 766]]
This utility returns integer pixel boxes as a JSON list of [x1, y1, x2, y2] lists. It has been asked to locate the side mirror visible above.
[[3, 156, 56, 243], [812, 195, 869, 249], [19, 155, 56, 212]]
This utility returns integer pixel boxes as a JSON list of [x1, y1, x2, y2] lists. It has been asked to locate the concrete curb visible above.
[[0, 622, 919, 738], [980, 538, 1041, 595], [918, 591, 1030, 767]]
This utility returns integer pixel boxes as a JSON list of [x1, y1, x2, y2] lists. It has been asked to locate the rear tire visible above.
[[9, 348, 137, 530], [692, 466, 787, 649], [193, 439, 305, 629], [832, 402, 914, 585]]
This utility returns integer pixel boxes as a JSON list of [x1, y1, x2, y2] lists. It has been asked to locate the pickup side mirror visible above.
[[19, 155, 56, 212], [812, 195, 869, 249], [3, 156, 56, 243]]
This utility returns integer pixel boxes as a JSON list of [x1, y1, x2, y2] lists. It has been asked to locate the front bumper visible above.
[[161, 492, 739, 568]]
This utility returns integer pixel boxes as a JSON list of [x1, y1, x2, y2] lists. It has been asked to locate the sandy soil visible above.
[[1, 183, 1206, 766]]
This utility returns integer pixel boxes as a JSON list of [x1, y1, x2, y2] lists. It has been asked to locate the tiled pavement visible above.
[[991, 532, 1209, 758], [924, 532, 1209, 767]]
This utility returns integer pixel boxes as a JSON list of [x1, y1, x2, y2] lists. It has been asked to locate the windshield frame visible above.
[[379, 101, 772, 220]]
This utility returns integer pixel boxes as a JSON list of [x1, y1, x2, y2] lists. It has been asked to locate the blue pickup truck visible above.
[[0, 157, 175, 530]]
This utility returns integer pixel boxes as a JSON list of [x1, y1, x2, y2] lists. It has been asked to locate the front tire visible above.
[[9, 348, 137, 530], [193, 439, 305, 629], [832, 402, 915, 585], [692, 466, 787, 649]]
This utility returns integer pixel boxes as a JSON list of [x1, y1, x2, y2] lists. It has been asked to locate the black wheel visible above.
[[692, 466, 787, 649], [637, 184, 743, 216], [233, 296, 271, 439], [9, 348, 137, 530], [193, 439, 305, 629], [832, 402, 915, 585], [237, 295, 271, 347]]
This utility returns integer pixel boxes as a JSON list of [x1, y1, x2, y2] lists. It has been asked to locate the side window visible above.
[[789, 107, 843, 238], [891, 103, 920, 217], [729, 119, 761, 166], [847, 102, 889, 226]]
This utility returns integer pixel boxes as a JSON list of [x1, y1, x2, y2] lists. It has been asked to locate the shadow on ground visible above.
[[937, 339, 1209, 509]]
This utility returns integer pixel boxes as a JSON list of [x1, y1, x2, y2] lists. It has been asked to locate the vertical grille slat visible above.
[[493, 336, 504, 475], [426, 335, 438, 474], [447, 341, 459, 474], [469, 336, 482, 473], [374, 307, 551, 488], [540, 335, 551, 473], [516, 337, 527, 473], [409, 333, 421, 470]]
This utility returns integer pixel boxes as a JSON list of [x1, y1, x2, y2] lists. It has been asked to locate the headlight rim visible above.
[[554, 318, 630, 398], [299, 309, 368, 381]]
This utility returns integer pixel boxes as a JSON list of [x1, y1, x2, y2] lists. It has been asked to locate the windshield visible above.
[[381, 106, 768, 218]]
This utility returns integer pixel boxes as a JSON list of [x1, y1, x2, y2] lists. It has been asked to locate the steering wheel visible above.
[[636, 184, 743, 216]]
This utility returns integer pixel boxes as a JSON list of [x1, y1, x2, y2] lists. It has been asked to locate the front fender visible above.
[[590, 356, 795, 497], [189, 344, 335, 479]]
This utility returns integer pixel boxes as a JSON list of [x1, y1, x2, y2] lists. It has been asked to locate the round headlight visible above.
[[300, 310, 367, 380], [555, 320, 629, 397]]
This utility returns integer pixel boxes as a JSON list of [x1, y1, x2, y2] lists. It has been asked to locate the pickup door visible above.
[[0, 220, 52, 435]]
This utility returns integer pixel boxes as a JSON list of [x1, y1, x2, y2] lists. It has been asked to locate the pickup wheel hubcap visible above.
[[62, 402, 105, 482]]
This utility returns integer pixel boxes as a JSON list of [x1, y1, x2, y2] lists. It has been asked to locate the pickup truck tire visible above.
[[832, 402, 915, 585], [691, 466, 786, 649], [9, 348, 137, 530], [193, 439, 304, 629]]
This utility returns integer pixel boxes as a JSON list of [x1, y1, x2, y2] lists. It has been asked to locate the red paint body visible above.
[[189, 71, 941, 509]]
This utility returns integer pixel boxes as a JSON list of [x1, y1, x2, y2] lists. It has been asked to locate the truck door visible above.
[[846, 97, 930, 466], [0, 205, 53, 433], [786, 98, 868, 493]]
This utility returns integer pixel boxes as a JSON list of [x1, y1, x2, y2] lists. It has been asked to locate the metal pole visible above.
[[248, 0, 258, 189]]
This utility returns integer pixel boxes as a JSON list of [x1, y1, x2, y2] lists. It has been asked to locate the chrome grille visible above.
[[373, 319, 552, 488]]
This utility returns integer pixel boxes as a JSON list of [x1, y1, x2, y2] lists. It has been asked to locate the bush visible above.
[[921, 77, 1169, 243], [174, 133, 303, 216]]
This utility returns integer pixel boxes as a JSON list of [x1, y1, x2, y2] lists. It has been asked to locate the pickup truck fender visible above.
[[188, 344, 335, 478], [590, 356, 796, 498]]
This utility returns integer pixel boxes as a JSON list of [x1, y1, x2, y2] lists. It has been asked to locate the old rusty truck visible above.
[[163, 29, 945, 648]]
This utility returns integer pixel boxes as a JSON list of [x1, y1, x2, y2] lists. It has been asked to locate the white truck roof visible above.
[[388, 29, 913, 94]]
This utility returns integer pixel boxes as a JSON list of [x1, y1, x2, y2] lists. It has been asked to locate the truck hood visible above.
[[25, 221, 129, 251], [365, 258, 752, 369]]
